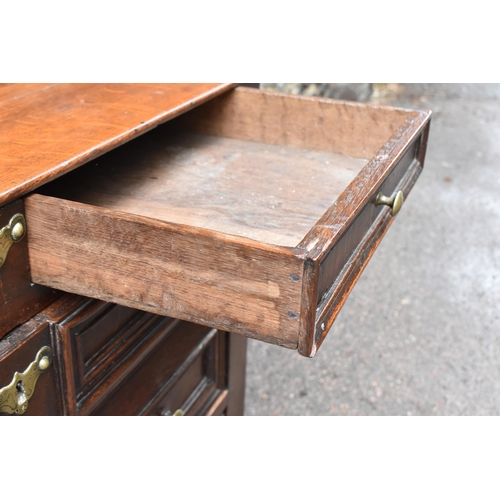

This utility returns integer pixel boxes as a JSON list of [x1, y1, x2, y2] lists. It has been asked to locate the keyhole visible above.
[[16, 381, 28, 409]]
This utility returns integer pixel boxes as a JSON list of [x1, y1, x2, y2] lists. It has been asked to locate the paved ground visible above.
[[244, 83, 500, 415]]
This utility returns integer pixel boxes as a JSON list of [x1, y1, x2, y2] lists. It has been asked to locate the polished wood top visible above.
[[0, 83, 234, 207]]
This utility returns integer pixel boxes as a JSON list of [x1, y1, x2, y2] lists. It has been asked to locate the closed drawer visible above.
[[0, 199, 60, 340], [143, 328, 227, 416], [24, 87, 431, 357], [0, 314, 61, 415], [53, 296, 186, 415], [91, 323, 222, 416]]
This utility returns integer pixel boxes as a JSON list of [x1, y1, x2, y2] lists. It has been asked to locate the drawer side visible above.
[[25, 195, 304, 349]]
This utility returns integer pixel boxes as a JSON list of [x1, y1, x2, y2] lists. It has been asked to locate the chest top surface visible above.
[[0, 83, 233, 207]]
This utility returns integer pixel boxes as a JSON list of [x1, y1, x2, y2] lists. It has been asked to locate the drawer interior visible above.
[[35, 87, 412, 249], [26, 87, 431, 357], [38, 129, 367, 248]]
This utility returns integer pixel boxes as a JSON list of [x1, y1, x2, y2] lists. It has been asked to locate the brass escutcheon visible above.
[[374, 190, 404, 216], [0, 346, 52, 415], [0, 213, 26, 268]]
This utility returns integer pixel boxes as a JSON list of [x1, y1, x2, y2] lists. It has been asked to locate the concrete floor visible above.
[[244, 83, 500, 416]]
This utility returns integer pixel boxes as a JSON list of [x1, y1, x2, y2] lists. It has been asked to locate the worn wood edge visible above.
[[205, 389, 229, 416], [297, 258, 319, 357], [226, 332, 247, 415], [46, 295, 91, 416], [296, 110, 431, 261], [0, 84, 235, 208], [25, 194, 302, 349], [0, 312, 48, 358], [418, 120, 432, 168], [206, 391, 229, 416], [312, 159, 423, 355], [181, 86, 423, 160], [26, 193, 297, 257]]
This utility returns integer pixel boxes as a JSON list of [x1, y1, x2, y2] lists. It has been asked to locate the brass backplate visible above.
[[0, 213, 26, 268], [0, 346, 52, 415]]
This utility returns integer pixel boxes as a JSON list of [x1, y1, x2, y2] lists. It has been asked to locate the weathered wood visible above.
[[26, 194, 304, 348], [297, 111, 430, 261], [178, 86, 418, 158], [0, 83, 234, 207], [39, 128, 366, 248], [25, 88, 431, 357]]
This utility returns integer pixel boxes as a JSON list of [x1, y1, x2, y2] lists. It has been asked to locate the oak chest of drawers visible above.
[[0, 83, 430, 415]]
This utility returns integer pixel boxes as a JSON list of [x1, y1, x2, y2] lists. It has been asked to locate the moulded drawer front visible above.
[[24, 88, 431, 357]]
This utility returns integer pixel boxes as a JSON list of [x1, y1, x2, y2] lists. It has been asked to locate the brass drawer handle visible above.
[[0, 213, 26, 268], [375, 190, 404, 216], [0, 346, 52, 415], [161, 408, 185, 416]]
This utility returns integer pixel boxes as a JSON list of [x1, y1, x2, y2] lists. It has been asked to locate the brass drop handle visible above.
[[0, 346, 52, 415], [0, 213, 26, 268], [374, 190, 404, 216]]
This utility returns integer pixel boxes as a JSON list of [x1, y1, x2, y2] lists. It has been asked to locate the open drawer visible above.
[[24, 87, 431, 357]]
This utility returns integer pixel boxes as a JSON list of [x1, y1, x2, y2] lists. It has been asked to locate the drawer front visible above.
[[316, 141, 420, 302], [54, 296, 183, 415], [0, 316, 61, 416], [0, 199, 60, 340], [24, 87, 431, 357], [142, 329, 227, 416], [308, 138, 424, 355], [91, 323, 222, 416]]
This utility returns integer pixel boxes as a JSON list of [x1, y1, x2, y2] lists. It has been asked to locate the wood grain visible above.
[[0, 83, 234, 207], [178, 86, 417, 158], [26, 194, 304, 348], [39, 128, 366, 247], [297, 110, 431, 261], [20, 87, 431, 357], [0, 84, 55, 102]]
